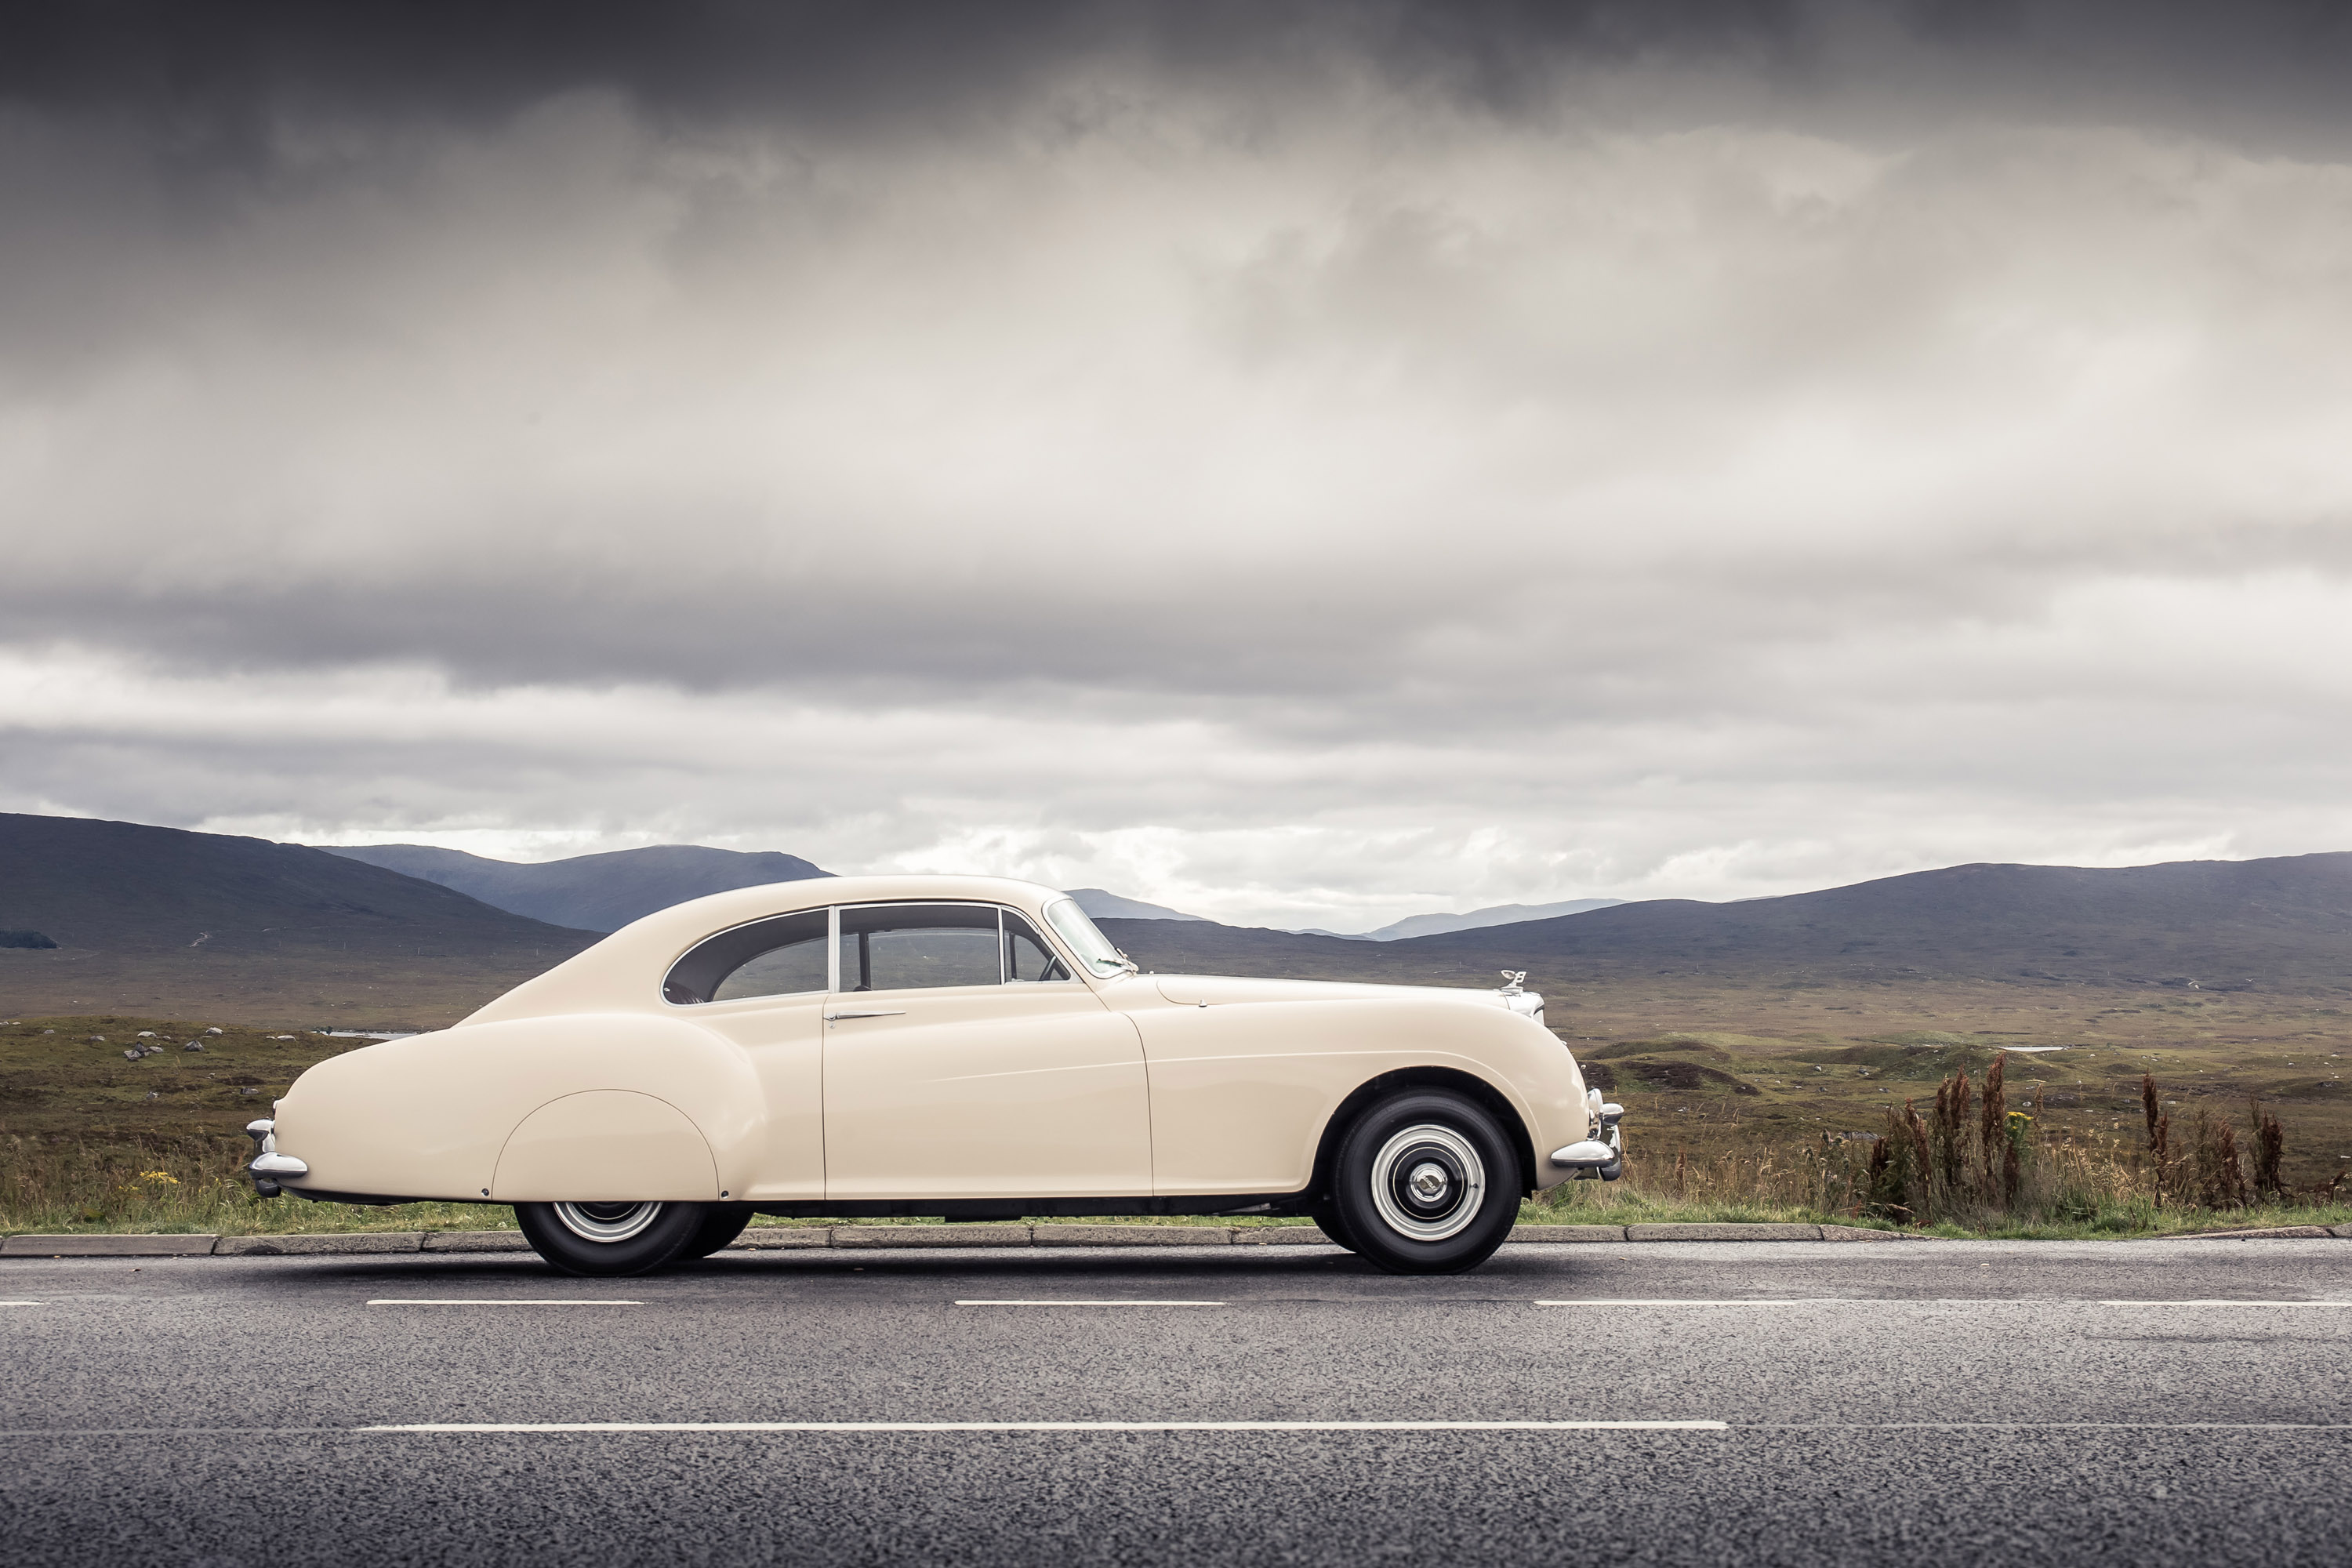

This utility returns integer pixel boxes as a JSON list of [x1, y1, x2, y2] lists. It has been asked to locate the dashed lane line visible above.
[[1, 1421, 2347, 1439], [359, 1420, 1726, 1433], [2100, 1300, 2352, 1308]]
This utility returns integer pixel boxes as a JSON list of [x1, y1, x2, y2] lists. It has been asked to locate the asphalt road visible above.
[[4, 1237, 2349, 1567]]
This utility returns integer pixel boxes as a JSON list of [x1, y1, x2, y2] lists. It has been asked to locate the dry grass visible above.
[[1531, 1055, 2352, 1238]]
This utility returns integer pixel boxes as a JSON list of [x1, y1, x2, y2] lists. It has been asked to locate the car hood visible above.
[[1152, 973, 1521, 1008]]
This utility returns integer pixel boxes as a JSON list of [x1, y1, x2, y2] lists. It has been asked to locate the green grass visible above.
[[5, 1013, 2347, 1240]]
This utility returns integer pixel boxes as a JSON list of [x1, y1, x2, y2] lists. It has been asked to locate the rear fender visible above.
[[270, 1013, 760, 1201]]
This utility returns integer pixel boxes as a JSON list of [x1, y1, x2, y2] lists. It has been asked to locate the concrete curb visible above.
[[1503, 1225, 1627, 1243], [421, 1230, 533, 1252], [828, 1224, 1033, 1248], [215, 1232, 426, 1256], [2176, 1225, 2338, 1240], [1625, 1222, 1826, 1243], [1, 1233, 221, 1257], [6, 1221, 2344, 1257]]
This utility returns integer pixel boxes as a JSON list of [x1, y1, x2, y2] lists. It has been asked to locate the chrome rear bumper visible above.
[[244, 1118, 308, 1197]]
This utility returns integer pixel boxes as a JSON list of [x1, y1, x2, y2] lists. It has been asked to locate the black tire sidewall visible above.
[[514, 1200, 709, 1276], [677, 1203, 756, 1261], [1307, 1195, 1360, 1254], [1330, 1090, 1519, 1274]]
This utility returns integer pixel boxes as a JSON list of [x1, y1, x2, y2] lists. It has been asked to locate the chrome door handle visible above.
[[825, 1010, 906, 1022]]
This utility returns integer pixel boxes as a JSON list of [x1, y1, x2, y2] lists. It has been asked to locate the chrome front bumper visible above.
[[244, 1118, 308, 1197], [1550, 1093, 1624, 1181]]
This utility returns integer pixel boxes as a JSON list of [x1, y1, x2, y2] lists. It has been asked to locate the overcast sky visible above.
[[4, 1, 2350, 931]]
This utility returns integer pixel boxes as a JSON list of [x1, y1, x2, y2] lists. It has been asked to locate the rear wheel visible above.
[[677, 1203, 755, 1261], [1327, 1089, 1520, 1275], [1308, 1195, 1361, 1254], [514, 1200, 707, 1276]]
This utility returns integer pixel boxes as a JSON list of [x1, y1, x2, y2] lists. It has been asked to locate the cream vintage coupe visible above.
[[246, 875, 1625, 1274]]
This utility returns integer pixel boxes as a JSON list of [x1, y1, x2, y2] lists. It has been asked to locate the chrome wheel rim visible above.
[[1369, 1123, 1485, 1242], [552, 1201, 665, 1244]]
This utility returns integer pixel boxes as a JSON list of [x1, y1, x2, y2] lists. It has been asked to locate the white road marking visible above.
[[0, 1421, 2345, 1440], [0, 1301, 40, 1307], [366, 1299, 643, 1306], [954, 1299, 1226, 1307], [2100, 1301, 2352, 1308], [358, 1419, 1727, 1433]]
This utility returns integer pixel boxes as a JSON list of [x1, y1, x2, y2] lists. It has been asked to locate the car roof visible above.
[[462, 873, 1080, 1025]]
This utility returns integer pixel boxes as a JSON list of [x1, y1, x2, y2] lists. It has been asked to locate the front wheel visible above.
[[514, 1200, 709, 1276], [1327, 1090, 1521, 1275]]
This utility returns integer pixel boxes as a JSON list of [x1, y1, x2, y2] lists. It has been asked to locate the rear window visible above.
[[663, 909, 829, 1005]]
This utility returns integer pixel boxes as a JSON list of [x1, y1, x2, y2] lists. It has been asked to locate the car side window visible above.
[[837, 903, 1004, 992], [1003, 911, 1073, 982], [664, 909, 829, 1005]]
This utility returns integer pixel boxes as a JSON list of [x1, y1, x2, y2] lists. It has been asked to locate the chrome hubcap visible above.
[[1370, 1123, 1485, 1243], [552, 1201, 665, 1244]]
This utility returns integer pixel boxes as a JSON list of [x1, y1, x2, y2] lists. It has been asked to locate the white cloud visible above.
[[4, 40, 2352, 928]]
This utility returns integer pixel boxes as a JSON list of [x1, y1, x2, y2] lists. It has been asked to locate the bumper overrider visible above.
[[1550, 1090, 1624, 1181], [243, 1118, 308, 1198]]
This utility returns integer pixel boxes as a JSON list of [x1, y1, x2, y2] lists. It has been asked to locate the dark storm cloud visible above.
[[10, 2, 2352, 147]]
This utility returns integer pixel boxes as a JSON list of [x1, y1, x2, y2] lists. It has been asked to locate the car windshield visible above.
[[1043, 898, 1130, 978]]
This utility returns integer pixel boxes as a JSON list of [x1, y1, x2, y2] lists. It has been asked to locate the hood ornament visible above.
[[1497, 971, 1526, 995]]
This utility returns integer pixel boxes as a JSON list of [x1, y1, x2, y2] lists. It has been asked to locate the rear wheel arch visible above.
[[1310, 1066, 1534, 1202]]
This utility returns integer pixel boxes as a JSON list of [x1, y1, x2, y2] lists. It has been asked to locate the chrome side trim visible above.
[[252, 1152, 310, 1177]]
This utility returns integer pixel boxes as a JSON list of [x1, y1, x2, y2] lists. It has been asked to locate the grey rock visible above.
[[1033, 1225, 1233, 1247], [829, 1225, 1032, 1248], [121, 1049, 140, 1061], [183, 1041, 205, 1051]]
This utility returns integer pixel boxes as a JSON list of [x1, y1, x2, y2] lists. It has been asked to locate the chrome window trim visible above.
[[661, 898, 1090, 1007]]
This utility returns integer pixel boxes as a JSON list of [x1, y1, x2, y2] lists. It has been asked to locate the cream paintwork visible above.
[[681, 992, 826, 1199], [267, 873, 1595, 1207], [493, 1091, 717, 1201], [1123, 996, 1580, 1194], [822, 979, 1149, 1200]]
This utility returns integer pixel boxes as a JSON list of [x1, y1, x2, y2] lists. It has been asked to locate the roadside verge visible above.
[[6, 1221, 2348, 1257]]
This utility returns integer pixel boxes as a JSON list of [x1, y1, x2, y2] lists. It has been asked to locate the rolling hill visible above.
[[0, 814, 600, 1025], [321, 842, 833, 932], [1104, 854, 2352, 996], [1352, 897, 1628, 941]]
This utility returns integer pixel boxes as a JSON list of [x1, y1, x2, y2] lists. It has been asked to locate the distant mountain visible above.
[[0, 813, 599, 1024], [1105, 853, 2352, 999], [322, 844, 833, 933], [1064, 888, 1207, 922], [1354, 898, 1627, 941]]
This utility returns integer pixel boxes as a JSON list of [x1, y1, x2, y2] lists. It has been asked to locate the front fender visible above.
[[1129, 997, 1583, 1195], [270, 1013, 761, 1202]]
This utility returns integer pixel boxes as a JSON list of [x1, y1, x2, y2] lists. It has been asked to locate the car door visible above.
[[660, 907, 829, 1200], [822, 902, 1152, 1200]]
